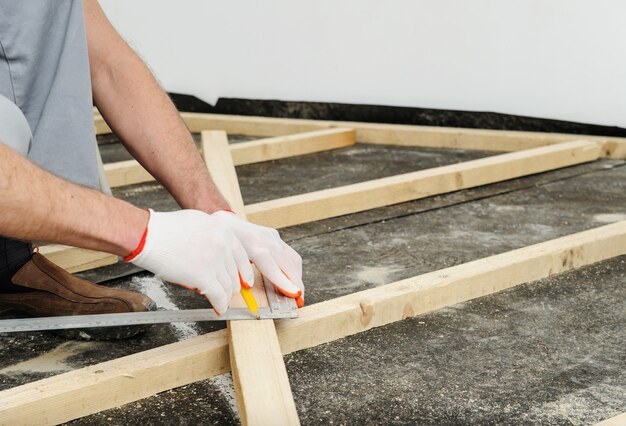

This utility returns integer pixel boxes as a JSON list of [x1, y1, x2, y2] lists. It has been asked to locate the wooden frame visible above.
[[39, 245, 117, 273], [96, 111, 626, 158], [2, 221, 624, 423], [244, 140, 599, 228], [596, 412, 626, 426], [104, 128, 356, 188], [42, 137, 598, 271], [202, 131, 299, 425], [18, 111, 620, 420], [92, 112, 624, 235], [176, 113, 626, 159], [46, 110, 623, 278]]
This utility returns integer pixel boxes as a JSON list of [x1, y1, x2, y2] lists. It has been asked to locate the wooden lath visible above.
[[104, 128, 356, 188], [52, 138, 601, 272], [59, 110, 616, 273], [595, 412, 626, 426], [244, 140, 600, 228], [39, 245, 117, 273], [2, 221, 625, 423], [96, 111, 626, 158], [18, 110, 618, 421], [201, 130, 299, 425], [178, 112, 626, 158]]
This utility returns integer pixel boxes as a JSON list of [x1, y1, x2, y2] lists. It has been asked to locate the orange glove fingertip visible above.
[[272, 282, 302, 299], [238, 272, 252, 289]]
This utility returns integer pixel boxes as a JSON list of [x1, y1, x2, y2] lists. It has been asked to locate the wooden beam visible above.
[[275, 220, 626, 353], [95, 110, 626, 158], [179, 112, 626, 157], [595, 412, 626, 426], [182, 112, 326, 136], [244, 140, 601, 229], [600, 139, 626, 160], [0, 330, 230, 424], [103, 159, 155, 188], [230, 128, 355, 165], [201, 131, 300, 426], [50, 139, 601, 272], [94, 113, 111, 135], [103, 128, 355, 188], [2, 221, 624, 424], [39, 245, 117, 273], [78, 139, 601, 271], [202, 131, 248, 212]]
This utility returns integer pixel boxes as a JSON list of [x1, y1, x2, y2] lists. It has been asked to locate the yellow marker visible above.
[[240, 287, 260, 319]]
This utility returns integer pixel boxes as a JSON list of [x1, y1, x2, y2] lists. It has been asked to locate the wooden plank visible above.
[[49, 139, 602, 273], [102, 129, 355, 188], [180, 112, 626, 157], [94, 113, 111, 135], [103, 159, 155, 188], [201, 131, 300, 426], [230, 128, 355, 165], [94, 108, 626, 162], [2, 221, 624, 424], [595, 412, 626, 426], [244, 140, 601, 229], [94, 110, 626, 158], [275, 220, 626, 354], [600, 139, 626, 160], [39, 245, 117, 273], [202, 131, 247, 213], [0, 330, 230, 424], [182, 112, 326, 136]]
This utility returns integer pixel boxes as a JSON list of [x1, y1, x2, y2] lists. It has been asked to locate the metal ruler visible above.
[[0, 277, 298, 333]]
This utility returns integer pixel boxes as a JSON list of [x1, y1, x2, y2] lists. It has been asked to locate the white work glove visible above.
[[124, 209, 254, 315], [211, 210, 305, 306]]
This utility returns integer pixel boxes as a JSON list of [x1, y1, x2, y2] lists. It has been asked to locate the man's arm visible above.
[[0, 142, 147, 257], [0, 141, 250, 314], [84, 0, 305, 299], [84, 0, 228, 214]]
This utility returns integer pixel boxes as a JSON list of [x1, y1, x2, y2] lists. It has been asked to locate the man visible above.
[[0, 0, 304, 338]]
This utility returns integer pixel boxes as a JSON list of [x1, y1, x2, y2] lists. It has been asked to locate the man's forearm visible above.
[[85, 0, 228, 213], [0, 143, 148, 257]]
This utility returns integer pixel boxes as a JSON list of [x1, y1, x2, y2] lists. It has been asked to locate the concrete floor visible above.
[[0, 135, 624, 425]]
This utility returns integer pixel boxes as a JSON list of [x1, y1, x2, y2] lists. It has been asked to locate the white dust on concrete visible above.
[[357, 266, 399, 285], [209, 373, 240, 417], [118, 183, 162, 196], [527, 380, 625, 424], [131, 275, 240, 418], [131, 276, 201, 340], [491, 205, 526, 213], [593, 213, 626, 223], [0, 341, 99, 374]]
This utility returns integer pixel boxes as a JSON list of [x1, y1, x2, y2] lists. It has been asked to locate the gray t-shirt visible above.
[[0, 0, 99, 188]]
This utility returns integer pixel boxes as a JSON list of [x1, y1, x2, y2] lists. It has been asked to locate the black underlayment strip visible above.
[[168, 94, 626, 138]]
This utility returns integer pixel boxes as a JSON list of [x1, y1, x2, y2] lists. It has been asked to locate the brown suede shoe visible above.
[[0, 253, 156, 340]]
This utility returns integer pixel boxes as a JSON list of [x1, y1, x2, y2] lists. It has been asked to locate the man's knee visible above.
[[0, 95, 32, 156]]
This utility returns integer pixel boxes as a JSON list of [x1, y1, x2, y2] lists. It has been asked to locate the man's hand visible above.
[[211, 211, 305, 304], [125, 209, 254, 315]]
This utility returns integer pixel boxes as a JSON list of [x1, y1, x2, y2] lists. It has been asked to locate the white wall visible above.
[[99, 0, 626, 127]]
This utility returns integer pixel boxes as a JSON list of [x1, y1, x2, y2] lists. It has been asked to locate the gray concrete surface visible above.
[[0, 135, 624, 425]]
